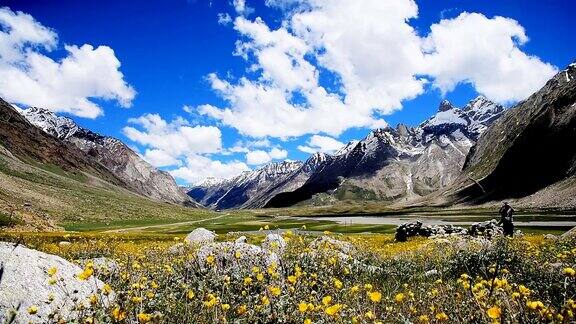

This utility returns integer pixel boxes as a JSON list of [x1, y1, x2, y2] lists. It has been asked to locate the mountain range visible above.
[[188, 96, 506, 209], [19, 107, 195, 206]]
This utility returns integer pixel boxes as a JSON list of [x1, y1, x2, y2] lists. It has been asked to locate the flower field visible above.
[[1, 230, 575, 323]]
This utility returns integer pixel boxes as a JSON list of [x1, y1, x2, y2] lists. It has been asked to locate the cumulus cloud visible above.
[[143, 149, 181, 168], [232, 0, 254, 16], [201, 0, 557, 139], [0, 7, 135, 118], [423, 12, 557, 103], [123, 113, 222, 164], [298, 135, 344, 154], [170, 154, 250, 184], [245, 147, 288, 165]]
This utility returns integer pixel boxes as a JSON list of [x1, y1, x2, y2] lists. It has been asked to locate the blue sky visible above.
[[1, 0, 574, 184]]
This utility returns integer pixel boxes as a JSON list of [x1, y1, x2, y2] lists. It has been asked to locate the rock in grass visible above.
[[196, 242, 279, 274], [262, 234, 287, 254], [309, 236, 355, 254], [235, 236, 247, 243], [185, 228, 217, 246], [0, 242, 110, 322]]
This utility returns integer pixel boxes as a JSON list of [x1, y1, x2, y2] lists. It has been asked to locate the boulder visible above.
[[235, 236, 247, 243], [78, 257, 119, 275], [185, 228, 217, 246], [561, 227, 576, 240], [395, 222, 468, 241], [0, 242, 110, 322], [262, 234, 287, 253], [196, 242, 279, 274], [468, 219, 503, 237], [309, 236, 355, 254], [168, 243, 186, 255]]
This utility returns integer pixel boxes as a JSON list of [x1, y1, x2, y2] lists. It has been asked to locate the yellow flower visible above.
[[27, 305, 38, 315], [364, 283, 373, 291], [221, 303, 230, 311], [333, 278, 343, 289], [269, 286, 281, 296], [395, 292, 405, 303], [487, 306, 501, 319], [368, 291, 382, 303], [325, 304, 343, 316], [203, 294, 218, 307], [112, 307, 126, 321], [526, 300, 544, 310], [256, 273, 264, 281], [299, 302, 309, 313], [288, 275, 297, 284], [137, 312, 152, 323], [435, 312, 449, 321], [365, 311, 375, 319], [418, 314, 429, 323], [322, 295, 332, 306], [206, 255, 215, 265], [304, 319, 312, 324], [102, 284, 113, 296], [564, 267, 576, 277], [244, 277, 253, 285], [261, 295, 270, 305], [47, 266, 57, 276], [187, 290, 195, 300], [350, 285, 360, 293], [77, 266, 94, 281], [518, 285, 531, 296], [48, 278, 57, 285], [237, 304, 247, 315], [264, 225, 270, 230]]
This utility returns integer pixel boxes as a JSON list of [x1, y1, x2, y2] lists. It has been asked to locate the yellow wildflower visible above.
[[102, 284, 112, 296], [395, 292, 405, 303], [47, 266, 57, 276], [325, 304, 343, 316], [269, 286, 281, 296], [27, 306, 38, 315], [418, 314, 429, 323], [435, 312, 449, 321], [206, 255, 215, 265], [564, 267, 576, 277], [368, 291, 382, 303], [299, 302, 309, 313], [221, 303, 230, 311], [244, 277, 253, 285], [186, 290, 195, 300], [112, 307, 126, 321], [322, 295, 332, 306], [487, 306, 501, 319], [137, 313, 152, 323], [333, 278, 343, 289], [237, 304, 247, 315]]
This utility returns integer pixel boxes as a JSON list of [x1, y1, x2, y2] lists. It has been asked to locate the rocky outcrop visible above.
[[196, 242, 279, 274], [185, 228, 217, 245], [450, 63, 576, 206], [20, 107, 195, 206], [0, 242, 110, 322]]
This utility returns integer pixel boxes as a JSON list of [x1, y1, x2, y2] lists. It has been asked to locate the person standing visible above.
[[498, 202, 515, 237]]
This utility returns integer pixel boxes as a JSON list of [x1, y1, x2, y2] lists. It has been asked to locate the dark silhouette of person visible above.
[[498, 202, 515, 237]]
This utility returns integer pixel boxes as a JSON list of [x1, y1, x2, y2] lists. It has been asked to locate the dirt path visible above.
[[103, 214, 227, 233]]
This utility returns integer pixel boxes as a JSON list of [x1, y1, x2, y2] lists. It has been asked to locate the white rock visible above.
[[0, 242, 110, 322], [78, 257, 119, 275], [58, 241, 71, 247], [235, 236, 247, 243], [425, 269, 439, 277], [185, 228, 217, 246], [168, 243, 186, 254], [261, 234, 287, 254], [196, 242, 279, 274], [309, 236, 355, 254]]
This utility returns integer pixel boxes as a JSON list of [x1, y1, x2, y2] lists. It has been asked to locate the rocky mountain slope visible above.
[[0, 99, 123, 186], [20, 107, 195, 206], [265, 96, 504, 208], [188, 96, 504, 209], [443, 62, 576, 208], [188, 160, 322, 209]]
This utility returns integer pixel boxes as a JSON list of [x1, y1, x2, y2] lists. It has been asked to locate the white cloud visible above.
[[298, 135, 344, 154], [123, 113, 222, 162], [143, 149, 181, 168], [0, 7, 135, 118], [170, 154, 250, 184], [246, 150, 272, 165], [217, 13, 232, 25], [269, 147, 288, 159], [423, 12, 557, 103], [245, 147, 288, 165], [232, 0, 254, 16], [201, 0, 557, 139]]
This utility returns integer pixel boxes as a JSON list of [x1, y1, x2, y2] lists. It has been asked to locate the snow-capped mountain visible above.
[[20, 107, 195, 206], [188, 160, 309, 209], [188, 96, 505, 210], [265, 96, 505, 208]]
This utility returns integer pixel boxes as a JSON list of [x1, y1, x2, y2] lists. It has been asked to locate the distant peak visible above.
[[438, 99, 455, 112]]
